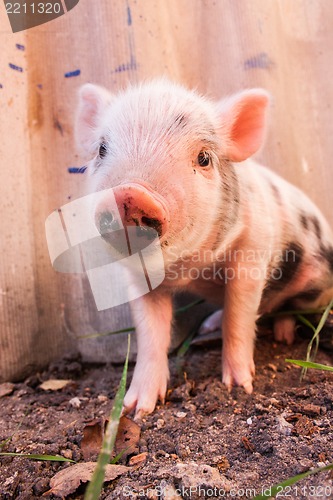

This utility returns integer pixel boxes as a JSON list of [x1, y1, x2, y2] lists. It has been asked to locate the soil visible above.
[[0, 327, 332, 499]]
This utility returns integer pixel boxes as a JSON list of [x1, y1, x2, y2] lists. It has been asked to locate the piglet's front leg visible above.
[[123, 292, 172, 419], [222, 267, 265, 394]]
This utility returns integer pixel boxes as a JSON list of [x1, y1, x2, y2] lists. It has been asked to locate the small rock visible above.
[[60, 449, 73, 460], [246, 417, 253, 425], [156, 418, 165, 429], [168, 462, 234, 499], [69, 397, 81, 408], [276, 415, 293, 436], [175, 412, 187, 419], [297, 458, 313, 473], [183, 403, 196, 412], [97, 394, 109, 403], [269, 397, 280, 405], [3, 472, 18, 487], [266, 363, 278, 372]]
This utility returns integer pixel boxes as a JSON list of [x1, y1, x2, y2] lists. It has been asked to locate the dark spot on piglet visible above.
[[310, 216, 322, 241], [264, 242, 304, 293], [320, 244, 333, 272], [279, 242, 304, 284], [299, 212, 309, 231], [293, 288, 322, 302]]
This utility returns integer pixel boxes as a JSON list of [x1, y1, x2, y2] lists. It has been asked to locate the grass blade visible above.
[[79, 327, 135, 340], [175, 298, 205, 315], [0, 453, 75, 462], [296, 314, 316, 333], [302, 298, 333, 378], [286, 359, 333, 372], [84, 335, 130, 500], [0, 407, 30, 450], [263, 306, 327, 318], [253, 463, 333, 499], [80, 300, 205, 340]]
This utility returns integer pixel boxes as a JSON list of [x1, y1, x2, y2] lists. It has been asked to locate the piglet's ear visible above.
[[75, 83, 113, 155], [218, 89, 270, 162]]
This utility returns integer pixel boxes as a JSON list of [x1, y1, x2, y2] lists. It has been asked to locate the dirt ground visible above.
[[0, 325, 332, 499]]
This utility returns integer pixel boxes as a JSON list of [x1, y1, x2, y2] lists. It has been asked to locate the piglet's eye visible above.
[[197, 151, 210, 167], [98, 142, 107, 159]]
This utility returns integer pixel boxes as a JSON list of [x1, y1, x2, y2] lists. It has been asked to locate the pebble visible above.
[[156, 418, 165, 429], [276, 415, 293, 436], [97, 394, 109, 403], [175, 411, 187, 419], [61, 449, 73, 460], [69, 397, 81, 408], [168, 462, 234, 499]]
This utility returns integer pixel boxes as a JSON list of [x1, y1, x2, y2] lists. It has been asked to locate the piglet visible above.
[[75, 79, 333, 418]]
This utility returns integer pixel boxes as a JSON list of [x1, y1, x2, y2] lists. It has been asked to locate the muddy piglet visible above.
[[75, 79, 333, 418]]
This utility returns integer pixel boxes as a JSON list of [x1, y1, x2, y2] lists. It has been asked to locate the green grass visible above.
[[286, 359, 333, 372], [284, 298, 333, 379], [79, 298, 205, 340], [252, 463, 333, 499], [84, 335, 130, 500], [0, 452, 75, 462]]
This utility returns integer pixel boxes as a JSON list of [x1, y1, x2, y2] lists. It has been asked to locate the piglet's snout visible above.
[[96, 184, 169, 239]]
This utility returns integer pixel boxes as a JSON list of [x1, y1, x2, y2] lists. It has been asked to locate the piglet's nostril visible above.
[[99, 211, 117, 234], [141, 216, 163, 236]]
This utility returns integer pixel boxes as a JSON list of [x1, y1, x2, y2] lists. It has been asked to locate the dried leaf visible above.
[[241, 436, 256, 453], [39, 379, 72, 391], [48, 462, 129, 496], [81, 419, 105, 461], [0, 383, 15, 398], [128, 452, 148, 467], [114, 416, 140, 461]]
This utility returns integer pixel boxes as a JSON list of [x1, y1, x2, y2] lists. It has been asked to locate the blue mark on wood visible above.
[[0, 84, 3, 89], [127, 6, 132, 25], [9, 63, 23, 72], [244, 52, 274, 70], [37, 84, 43, 89], [68, 166, 87, 174], [112, 2, 137, 74], [64, 69, 81, 78], [16, 43, 25, 51]]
